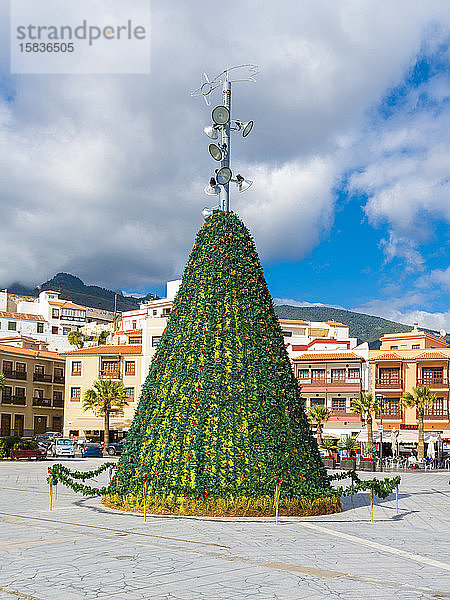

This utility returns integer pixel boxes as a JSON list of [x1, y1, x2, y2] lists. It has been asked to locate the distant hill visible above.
[[5, 272, 159, 312], [274, 304, 448, 347]]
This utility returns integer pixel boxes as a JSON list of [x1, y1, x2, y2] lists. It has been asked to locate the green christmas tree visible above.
[[111, 212, 331, 505]]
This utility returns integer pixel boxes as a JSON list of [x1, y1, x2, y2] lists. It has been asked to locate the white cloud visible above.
[[1, 0, 450, 290]]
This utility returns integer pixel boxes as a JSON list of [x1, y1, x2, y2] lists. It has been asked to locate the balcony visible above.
[[330, 410, 355, 417], [417, 377, 449, 389], [298, 377, 362, 386], [423, 403, 449, 420], [2, 369, 27, 381], [376, 406, 403, 419], [2, 395, 26, 406], [33, 372, 52, 383], [32, 397, 52, 407], [54, 375, 65, 384], [375, 378, 403, 389], [53, 398, 64, 408], [99, 369, 120, 379]]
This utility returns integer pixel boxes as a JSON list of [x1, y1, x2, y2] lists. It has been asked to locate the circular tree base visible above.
[[102, 493, 342, 517]]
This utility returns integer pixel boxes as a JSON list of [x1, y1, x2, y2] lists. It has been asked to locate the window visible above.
[[52, 326, 58, 334], [71, 361, 82, 375], [125, 361, 135, 376], [162, 308, 171, 316], [311, 368, 325, 381], [310, 398, 325, 406], [348, 367, 360, 379], [2, 386, 12, 402], [7, 322, 16, 331], [33, 389, 44, 399], [390, 345, 398, 350], [35, 365, 44, 375], [37, 322, 44, 333], [331, 368, 345, 381], [152, 336, 161, 347], [331, 397, 346, 411], [125, 387, 135, 401], [412, 344, 420, 349], [15, 387, 26, 397], [101, 360, 119, 374], [281, 331, 292, 337], [132, 320, 137, 330], [152, 309, 157, 316], [63, 327, 71, 335], [53, 391, 63, 407], [3, 360, 13, 373], [52, 308, 59, 318], [129, 336, 142, 344], [53, 391, 63, 401], [54, 367, 63, 378], [16, 362, 26, 373], [70, 387, 81, 401], [296, 368, 309, 379], [422, 367, 443, 385]]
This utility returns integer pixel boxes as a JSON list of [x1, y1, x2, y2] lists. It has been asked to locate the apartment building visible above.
[[292, 346, 370, 436], [63, 345, 142, 440], [369, 325, 450, 437], [0, 342, 65, 437]]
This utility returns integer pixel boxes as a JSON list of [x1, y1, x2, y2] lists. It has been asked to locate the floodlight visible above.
[[242, 120, 254, 137], [216, 167, 232, 185], [208, 143, 223, 161], [203, 125, 218, 140], [204, 177, 220, 196], [212, 105, 230, 125], [235, 173, 253, 192]]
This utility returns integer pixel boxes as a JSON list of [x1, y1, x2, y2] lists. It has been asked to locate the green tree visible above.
[[401, 386, 435, 460], [320, 438, 338, 455], [351, 392, 378, 452], [307, 406, 332, 446], [67, 330, 84, 349], [97, 330, 110, 345], [0, 372, 5, 394], [112, 212, 329, 502], [338, 435, 359, 456], [83, 379, 129, 449]]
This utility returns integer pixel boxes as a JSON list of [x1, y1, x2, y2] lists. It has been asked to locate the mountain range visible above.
[[4, 272, 444, 345]]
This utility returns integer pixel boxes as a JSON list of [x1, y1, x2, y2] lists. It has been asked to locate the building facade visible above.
[[370, 326, 450, 437], [0, 342, 65, 437], [63, 345, 142, 440]]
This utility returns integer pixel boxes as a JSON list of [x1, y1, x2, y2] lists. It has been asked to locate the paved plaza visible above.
[[0, 459, 449, 600]]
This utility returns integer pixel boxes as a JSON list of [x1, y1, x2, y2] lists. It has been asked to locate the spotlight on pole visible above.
[[208, 143, 223, 161], [241, 120, 254, 137], [203, 125, 218, 140], [235, 173, 253, 192], [204, 177, 220, 196], [212, 105, 230, 125], [216, 166, 232, 185], [202, 205, 220, 219]]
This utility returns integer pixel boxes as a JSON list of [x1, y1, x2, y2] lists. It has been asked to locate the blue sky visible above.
[[0, 1, 449, 329]]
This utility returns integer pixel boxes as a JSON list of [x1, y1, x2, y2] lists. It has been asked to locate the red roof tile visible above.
[[64, 344, 142, 356], [0, 311, 46, 322], [292, 352, 362, 361]]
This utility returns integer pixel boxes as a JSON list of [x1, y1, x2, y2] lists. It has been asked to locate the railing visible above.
[[32, 397, 52, 407], [417, 377, 449, 388], [53, 398, 64, 408], [423, 404, 449, 420], [4, 395, 27, 406], [2, 369, 27, 380], [298, 377, 361, 386], [99, 369, 120, 379], [376, 406, 402, 419], [330, 409, 354, 416], [33, 372, 52, 383], [54, 375, 65, 384], [60, 315, 86, 321], [375, 378, 403, 389]]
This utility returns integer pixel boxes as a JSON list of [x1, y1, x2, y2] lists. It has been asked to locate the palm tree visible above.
[[67, 330, 84, 349], [83, 379, 129, 449], [338, 435, 359, 456], [307, 405, 331, 446], [401, 386, 435, 460], [351, 392, 378, 452], [0, 372, 5, 393], [320, 438, 339, 456]]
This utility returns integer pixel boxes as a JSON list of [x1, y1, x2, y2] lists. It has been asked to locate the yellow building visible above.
[[63, 344, 142, 440], [0, 343, 65, 437], [369, 326, 450, 437]]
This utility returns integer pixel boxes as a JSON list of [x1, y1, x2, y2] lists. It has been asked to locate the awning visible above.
[[356, 430, 442, 443], [65, 417, 131, 430]]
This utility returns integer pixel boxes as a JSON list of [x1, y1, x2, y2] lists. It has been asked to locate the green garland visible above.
[[47, 463, 116, 496], [328, 470, 401, 500]]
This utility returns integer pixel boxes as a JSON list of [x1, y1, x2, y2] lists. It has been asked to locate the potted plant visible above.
[[359, 456, 376, 471], [320, 438, 338, 469], [338, 436, 359, 470]]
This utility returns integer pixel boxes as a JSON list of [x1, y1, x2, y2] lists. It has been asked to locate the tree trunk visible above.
[[417, 413, 425, 461], [367, 416, 373, 452], [104, 409, 110, 453], [316, 423, 323, 446]]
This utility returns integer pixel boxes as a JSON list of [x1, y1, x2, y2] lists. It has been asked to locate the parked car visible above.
[[106, 439, 125, 456], [12, 446, 47, 460], [34, 432, 61, 448], [48, 437, 76, 458], [81, 442, 103, 458]]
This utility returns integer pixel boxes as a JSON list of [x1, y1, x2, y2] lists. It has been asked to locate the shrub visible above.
[[13, 440, 38, 451], [0, 436, 22, 458]]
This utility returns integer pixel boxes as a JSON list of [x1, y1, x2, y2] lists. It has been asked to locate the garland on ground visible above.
[[47, 463, 116, 496]]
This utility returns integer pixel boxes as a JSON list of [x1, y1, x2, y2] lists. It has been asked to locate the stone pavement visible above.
[[0, 459, 449, 600]]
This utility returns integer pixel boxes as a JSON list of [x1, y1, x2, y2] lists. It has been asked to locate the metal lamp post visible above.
[[191, 64, 258, 215], [376, 394, 386, 471]]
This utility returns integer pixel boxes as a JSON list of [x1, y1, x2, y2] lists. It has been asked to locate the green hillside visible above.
[[274, 305, 446, 345]]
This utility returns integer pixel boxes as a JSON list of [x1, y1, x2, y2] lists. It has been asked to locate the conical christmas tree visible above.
[[111, 212, 331, 506]]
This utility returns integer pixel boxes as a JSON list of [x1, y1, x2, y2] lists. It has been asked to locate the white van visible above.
[[49, 437, 76, 458]]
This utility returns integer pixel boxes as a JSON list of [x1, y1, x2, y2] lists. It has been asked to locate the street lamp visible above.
[[376, 394, 386, 471]]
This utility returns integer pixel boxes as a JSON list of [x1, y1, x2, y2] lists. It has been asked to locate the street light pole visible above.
[[220, 75, 231, 212], [376, 394, 385, 472]]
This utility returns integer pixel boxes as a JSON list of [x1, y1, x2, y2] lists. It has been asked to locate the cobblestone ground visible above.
[[0, 459, 449, 599]]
